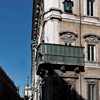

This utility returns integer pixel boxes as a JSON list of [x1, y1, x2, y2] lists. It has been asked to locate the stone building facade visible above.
[[0, 67, 20, 100], [31, 0, 100, 100]]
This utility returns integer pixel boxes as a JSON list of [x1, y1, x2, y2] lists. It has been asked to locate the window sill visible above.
[[62, 12, 76, 16], [61, 13, 76, 20], [83, 16, 99, 23], [85, 61, 100, 67], [83, 15, 99, 19]]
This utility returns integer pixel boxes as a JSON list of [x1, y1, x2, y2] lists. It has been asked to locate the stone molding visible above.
[[59, 31, 78, 43], [83, 33, 100, 43]]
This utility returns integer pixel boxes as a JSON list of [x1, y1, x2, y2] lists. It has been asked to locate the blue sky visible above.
[[0, 0, 32, 96]]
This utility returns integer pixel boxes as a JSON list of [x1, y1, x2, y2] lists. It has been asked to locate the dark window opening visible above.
[[87, 44, 95, 61], [87, 0, 94, 16], [63, 0, 74, 13], [65, 43, 72, 46]]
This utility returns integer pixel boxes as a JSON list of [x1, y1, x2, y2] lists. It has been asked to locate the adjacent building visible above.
[[31, 0, 100, 100], [0, 67, 20, 100], [24, 86, 32, 100]]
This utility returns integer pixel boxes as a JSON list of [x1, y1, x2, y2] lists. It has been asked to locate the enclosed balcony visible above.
[[36, 43, 84, 74]]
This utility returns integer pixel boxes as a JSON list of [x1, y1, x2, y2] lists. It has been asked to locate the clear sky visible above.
[[0, 0, 32, 96]]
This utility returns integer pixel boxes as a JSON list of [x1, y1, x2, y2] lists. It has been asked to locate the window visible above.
[[83, 34, 100, 62], [87, 83, 98, 100], [87, 44, 95, 61], [65, 42, 72, 46], [86, 80, 99, 100], [87, 0, 94, 16], [63, 0, 74, 13], [59, 31, 78, 46]]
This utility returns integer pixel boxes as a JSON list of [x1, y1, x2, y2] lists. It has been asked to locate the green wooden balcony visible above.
[[36, 43, 84, 74]]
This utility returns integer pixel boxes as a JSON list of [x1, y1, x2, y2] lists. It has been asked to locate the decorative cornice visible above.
[[83, 33, 100, 43], [84, 77, 100, 80], [32, 0, 41, 40], [59, 31, 78, 37], [83, 35, 100, 43], [43, 8, 62, 15], [43, 8, 62, 22], [61, 14, 100, 26], [59, 31, 78, 43], [44, 15, 62, 22], [89, 0, 95, 2], [83, 33, 100, 40]]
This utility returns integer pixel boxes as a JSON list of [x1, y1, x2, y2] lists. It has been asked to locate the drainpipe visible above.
[[79, 0, 82, 46]]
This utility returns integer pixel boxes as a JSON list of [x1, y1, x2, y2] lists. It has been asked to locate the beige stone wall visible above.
[[60, 21, 80, 46], [60, 21, 100, 61], [73, 0, 100, 18], [98, 0, 100, 17], [73, 0, 84, 16], [83, 68, 100, 99], [60, 17, 100, 99], [56, 68, 100, 99], [73, 0, 79, 15]]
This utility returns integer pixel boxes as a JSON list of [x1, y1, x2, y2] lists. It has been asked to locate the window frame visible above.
[[88, 84, 96, 100], [83, 34, 100, 62], [64, 41, 73, 46], [87, 0, 94, 16], [63, 0, 74, 13], [87, 44, 95, 61], [84, 0, 98, 17], [87, 81, 99, 100], [64, 80, 76, 100], [59, 31, 77, 46]]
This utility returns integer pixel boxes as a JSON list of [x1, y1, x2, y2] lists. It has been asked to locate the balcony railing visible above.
[[36, 43, 84, 73]]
